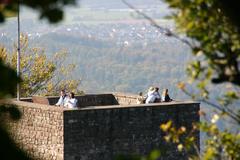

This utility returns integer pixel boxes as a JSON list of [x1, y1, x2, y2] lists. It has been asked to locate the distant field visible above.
[[64, 7, 165, 25]]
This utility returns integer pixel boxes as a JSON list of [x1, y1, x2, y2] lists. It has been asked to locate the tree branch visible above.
[[121, 0, 195, 49]]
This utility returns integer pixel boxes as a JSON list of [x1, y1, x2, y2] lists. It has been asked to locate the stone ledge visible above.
[[1, 98, 199, 112], [2, 100, 64, 112], [111, 92, 139, 98], [64, 100, 200, 111]]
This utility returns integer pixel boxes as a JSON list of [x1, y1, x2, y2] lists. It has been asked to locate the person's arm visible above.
[[146, 95, 154, 104], [67, 99, 78, 108], [73, 99, 78, 108], [55, 97, 62, 106], [64, 98, 69, 107]]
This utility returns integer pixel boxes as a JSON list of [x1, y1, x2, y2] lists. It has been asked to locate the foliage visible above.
[[0, 58, 21, 98], [160, 121, 199, 160], [115, 150, 161, 160], [0, 0, 76, 23], [200, 121, 240, 160], [164, 0, 240, 86], [159, 113, 240, 160], [161, 0, 240, 159], [0, 0, 74, 159], [117, 0, 240, 159], [0, 34, 82, 97], [27, 29, 189, 94], [0, 51, 30, 159], [164, 0, 240, 124]]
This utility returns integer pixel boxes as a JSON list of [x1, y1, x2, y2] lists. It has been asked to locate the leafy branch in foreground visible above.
[[0, 0, 77, 23], [122, 0, 240, 159], [0, 55, 31, 159]]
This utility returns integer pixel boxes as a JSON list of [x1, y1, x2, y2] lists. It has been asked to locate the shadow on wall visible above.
[[26, 93, 133, 107]]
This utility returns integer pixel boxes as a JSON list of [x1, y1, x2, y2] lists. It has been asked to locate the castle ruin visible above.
[[3, 93, 200, 160]]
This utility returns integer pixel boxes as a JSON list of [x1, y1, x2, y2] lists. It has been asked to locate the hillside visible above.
[[0, 1, 192, 100]]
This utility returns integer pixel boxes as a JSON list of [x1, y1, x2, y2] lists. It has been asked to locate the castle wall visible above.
[[3, 101, 64, 160], [3, 95, 200, 160], [112, 92, 139, 105], [64, 102, 199, 160], [32, 94, 119, 107]]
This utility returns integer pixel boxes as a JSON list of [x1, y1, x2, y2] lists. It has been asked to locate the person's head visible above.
[[60, 90, 66, 96], [155, 87, 159, 92], [138, 92, 143, 96], [69, 92, 75, 99], [162, 89, 168, 96], [166, 89, 169, 94], [148, 86, 156, 93]]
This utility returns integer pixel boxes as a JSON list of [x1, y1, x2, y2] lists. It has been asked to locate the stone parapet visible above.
[[2, 93, 200, 160], [64, 101, 199, 160], [112, 92, 139, 105], [2, 100, 64, 160]]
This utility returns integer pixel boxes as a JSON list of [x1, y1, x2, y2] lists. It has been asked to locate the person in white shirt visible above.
[[55, 90, 68, 106], [64, 92, 78, 108], [145, 87, 161, 104]]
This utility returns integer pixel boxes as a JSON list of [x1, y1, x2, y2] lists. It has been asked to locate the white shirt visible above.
[[146, 91, 160, 104], [64, 98, 78, 108], [146, 94, 155, 103], [55, 96, 68, 106], [161, 95, 165, 102]]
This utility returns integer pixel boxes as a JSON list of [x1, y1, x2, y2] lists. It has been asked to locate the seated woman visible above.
[[136, 92, 145, 104], [145, 87, 160, 104], [161, 89, 172, 102], [154, 87, 161, 103], [64, 92, 78, 108]]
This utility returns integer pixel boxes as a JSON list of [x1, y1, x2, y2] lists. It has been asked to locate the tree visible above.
[[0, 0, 77, 23], [120, 0, 240, 159], [160, 0, 240, 120], [160, 0, 240, 159], [0, 34, 82, 97], [0, 0, 77, 159], [0, 52, 31, 160]]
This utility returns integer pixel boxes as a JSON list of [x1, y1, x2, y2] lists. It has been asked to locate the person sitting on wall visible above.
[[145, 86, 160, 104], [55, 90, 68, 106], [136, 92, 145, 104], [161, 89, 172, 102], [154, 87, 161, 103], [64, 92, 78, 108]]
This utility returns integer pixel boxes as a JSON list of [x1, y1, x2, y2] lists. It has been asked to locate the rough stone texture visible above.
[[27, 92, 138, 107], [64, 102, 200, 160], [4, 94, 199, 160], [31, 94, 119, 107], [112, 92, 139, 105], [4, 101, 64, 160]]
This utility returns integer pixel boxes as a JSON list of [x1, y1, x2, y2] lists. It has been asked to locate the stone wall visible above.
[[3, 94, 200, 160], [64, 102, 200, 160], [112, 92, 139, 105], [30, 94, 119, 107], [3, 101, 64, 160], [29, 93, 138, 106]]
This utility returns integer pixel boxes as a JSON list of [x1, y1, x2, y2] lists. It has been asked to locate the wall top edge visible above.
[[1, 99, 64, 112], [64, 100, 200, 112], [1, 99, 199, 112]]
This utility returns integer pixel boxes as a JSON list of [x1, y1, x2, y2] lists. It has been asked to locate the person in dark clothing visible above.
[[161, 89, 172, 102]]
